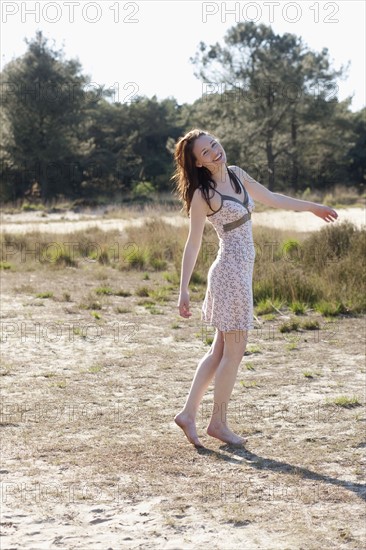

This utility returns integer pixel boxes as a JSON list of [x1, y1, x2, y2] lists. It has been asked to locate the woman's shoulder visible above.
[[192, 186, 205, 199], [193, 184, 215, 198], [228, 165, 244, 176], [191, 186, 216, 217], [228, 165, 252, 186], [191, 186, 210, 208]]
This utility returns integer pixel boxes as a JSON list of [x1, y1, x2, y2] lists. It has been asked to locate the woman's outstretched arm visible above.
[[231, 166, 338, 223], [177, 189, 208, 318]]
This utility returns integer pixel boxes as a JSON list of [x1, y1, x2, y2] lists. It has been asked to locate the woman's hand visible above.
[[311, 204, 338, 223], [178, 290, 192, 318]]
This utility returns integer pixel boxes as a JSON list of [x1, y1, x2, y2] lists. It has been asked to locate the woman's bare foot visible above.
[[207, 422, 246, 446], [174, 412, 204, 448]]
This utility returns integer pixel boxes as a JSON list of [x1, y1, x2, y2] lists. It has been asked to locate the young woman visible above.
[[172, 129, 338, 448]]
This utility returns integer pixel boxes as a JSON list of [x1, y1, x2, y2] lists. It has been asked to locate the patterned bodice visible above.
[[206, 179, 255, 241]]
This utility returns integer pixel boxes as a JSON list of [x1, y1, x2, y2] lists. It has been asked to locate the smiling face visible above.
[[192, 134, 227, 172]]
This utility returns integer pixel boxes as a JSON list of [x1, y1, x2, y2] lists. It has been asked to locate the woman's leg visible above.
[[207, 330, 248, 445], [175, 328, 224, 447]]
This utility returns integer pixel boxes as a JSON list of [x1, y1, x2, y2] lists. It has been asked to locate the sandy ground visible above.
[[0, 206, 365, 234], [0, 210, 365, 549]]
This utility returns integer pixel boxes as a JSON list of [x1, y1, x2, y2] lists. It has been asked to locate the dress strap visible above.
[[228, 168, 249, 207]]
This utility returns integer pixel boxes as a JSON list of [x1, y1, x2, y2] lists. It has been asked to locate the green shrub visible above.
[[279, 319, 300, 333], [35, 292, 53, 299], [55, 252, 78, 268], [290, 301, 307, 315]]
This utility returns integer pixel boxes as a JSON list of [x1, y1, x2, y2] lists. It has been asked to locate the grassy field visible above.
[[1, 182, 365, 216], [1, 212, 365, 548]]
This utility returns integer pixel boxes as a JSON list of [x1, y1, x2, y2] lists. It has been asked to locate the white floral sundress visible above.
[[201, 169, 256, 332]]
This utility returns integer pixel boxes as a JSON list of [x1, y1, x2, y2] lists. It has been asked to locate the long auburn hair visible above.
[[171, 128, 241, 216]]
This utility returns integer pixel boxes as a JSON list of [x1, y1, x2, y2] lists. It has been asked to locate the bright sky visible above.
[[1, 1, 365, 111]]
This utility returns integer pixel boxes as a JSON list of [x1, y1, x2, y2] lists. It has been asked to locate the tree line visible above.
[[1, 27, 365, 204]]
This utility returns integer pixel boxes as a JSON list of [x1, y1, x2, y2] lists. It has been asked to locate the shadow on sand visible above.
[[195, 444, 366, 502]]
